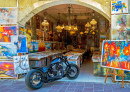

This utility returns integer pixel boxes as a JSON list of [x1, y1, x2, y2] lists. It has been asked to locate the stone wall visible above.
[[0, 0, 111, 26]]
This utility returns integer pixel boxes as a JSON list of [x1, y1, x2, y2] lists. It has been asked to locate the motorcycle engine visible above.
[[48, 63, 64, 78]]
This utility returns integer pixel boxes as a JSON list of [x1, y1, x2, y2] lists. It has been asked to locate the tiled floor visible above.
[[0, 57, 130, 92], [59, 57, 113, 83], [0, 79, 130, 92]]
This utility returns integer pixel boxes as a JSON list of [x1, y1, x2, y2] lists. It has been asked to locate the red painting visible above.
[[0, 61, 17, 78], [101, 40, 130, 71]]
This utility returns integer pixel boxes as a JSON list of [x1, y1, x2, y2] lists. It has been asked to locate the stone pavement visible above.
[[0, 79, 130, 92]]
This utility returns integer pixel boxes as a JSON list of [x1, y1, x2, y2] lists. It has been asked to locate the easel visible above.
[[105, 68, 125, 88]]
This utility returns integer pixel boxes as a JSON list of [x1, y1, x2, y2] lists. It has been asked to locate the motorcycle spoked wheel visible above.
[[66, 64, 80, 79], [25, 69, 44, 90]]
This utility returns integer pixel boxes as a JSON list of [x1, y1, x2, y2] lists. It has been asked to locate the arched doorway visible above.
[[20, 0, 111, 83], [19, 0, 110, 26]]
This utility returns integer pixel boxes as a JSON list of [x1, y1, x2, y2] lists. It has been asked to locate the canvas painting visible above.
[[115, 70, 130, 81], [0, 61, 17, 78], [29, 42, 34, 53], [0, 26, 17, 42], [19, 26, 25, 35], [33, 42, 38, 52], [0, 42, 17, 59], [45, 43, 51, 51], [38, 42, 45, 52], [111, 0, 128, 14], [0, 7, 17, 24], [30, 42, 39, 53], [13, 55, 30, 74], [25, 29, 31, 48], [101, 40, 130, 71], [111, 15, 130, 40], [11, 35, 27, 53]]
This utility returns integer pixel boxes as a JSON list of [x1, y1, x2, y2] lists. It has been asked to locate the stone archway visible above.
[[19, 0, 110, 26]]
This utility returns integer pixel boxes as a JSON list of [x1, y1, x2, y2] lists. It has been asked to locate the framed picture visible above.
[[0, 61, 17, 78], [115, 70, 130, 81], [0, 7, 17, 24], [101, 40, 130, 71], [45, 43, 51, 51], [111, 14, 130, 40], [38, 42, 45, 52], [25, 29, 31, 48], [19, 26, 25, 35], [111, 0, 128, 14], [0, 26, 17, 42], [13, 55, 30, 75], [0, 42, 17, 59], [11, 35, 27, 53], [30, 42, 39, 53]]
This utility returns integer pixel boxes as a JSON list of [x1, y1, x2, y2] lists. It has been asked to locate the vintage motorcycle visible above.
[[25, 55, 80, 89]]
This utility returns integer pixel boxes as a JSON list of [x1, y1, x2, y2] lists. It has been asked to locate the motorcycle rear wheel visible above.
[[66, 64, 79, 79], [25, 69, 44, 90]]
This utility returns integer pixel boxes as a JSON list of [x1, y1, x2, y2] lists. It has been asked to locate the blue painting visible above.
[[11, 35, 27, 53], [0, 42, 17, 59], [29, 42, 38, 53], [45, 43, 51, 51], [115, 70, 130, 81], [111, 0, 128, 14]]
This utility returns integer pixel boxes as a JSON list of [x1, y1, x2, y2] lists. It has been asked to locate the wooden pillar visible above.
[[31, 16, 37, 40]]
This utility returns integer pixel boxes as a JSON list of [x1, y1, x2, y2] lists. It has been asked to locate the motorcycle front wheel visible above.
[[66, 64, 79, 79], [25, 69, 44, 90]]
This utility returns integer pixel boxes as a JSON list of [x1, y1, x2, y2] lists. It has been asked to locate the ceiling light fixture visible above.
[[41, 12, 49, 32]]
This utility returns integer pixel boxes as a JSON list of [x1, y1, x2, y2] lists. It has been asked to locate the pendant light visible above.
[[41, 12, 49, 32], [56, 13, 62, 32]]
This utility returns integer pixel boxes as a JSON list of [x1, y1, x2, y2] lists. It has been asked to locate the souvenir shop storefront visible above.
[[0, 0, 130, 84]]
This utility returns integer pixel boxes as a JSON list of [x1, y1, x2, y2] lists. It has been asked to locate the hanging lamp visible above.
[[56, 13, 62, 32], [41, 12, 49, 32]]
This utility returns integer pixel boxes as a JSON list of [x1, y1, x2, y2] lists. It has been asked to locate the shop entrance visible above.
[[23, 3, 111, 83]]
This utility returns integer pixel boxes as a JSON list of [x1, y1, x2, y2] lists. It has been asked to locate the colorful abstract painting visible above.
[[19, 26, 25, 35], [38, 42, 45, 52], [0, 61, 17, 78], [0, 7, 17, 24], [111, 0, 128, 14], [45, 43, 51, 51], [101, 40, 130, 71], [11, 35, 27, 53], [25, 29, 31, 48], [115, 70, 130, 81], [13, 55, 30, 74], [0, 42, 17, 59], [0, 26, 17, 42], [111, 14, 130, 40]]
